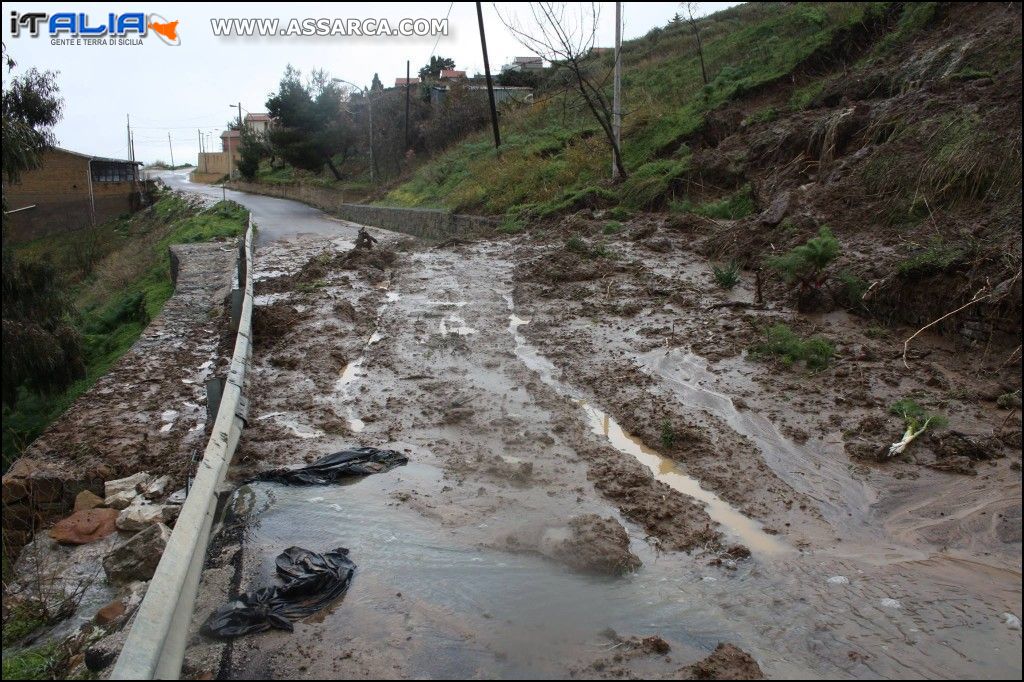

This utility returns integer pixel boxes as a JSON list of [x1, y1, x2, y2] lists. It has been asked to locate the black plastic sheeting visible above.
[[251, 447, 408, 485], [202, 547, 355, 638]]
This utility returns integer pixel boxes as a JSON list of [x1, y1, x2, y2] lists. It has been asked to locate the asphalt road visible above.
[[152, 169, 362, 245]]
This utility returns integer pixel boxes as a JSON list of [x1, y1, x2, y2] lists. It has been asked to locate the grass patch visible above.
[[896, 240, 966, 276], [751, 323, 835, 371], [2, 642, 61, 680], [890, 398, 948, 430], [673, 186, 755, 220]]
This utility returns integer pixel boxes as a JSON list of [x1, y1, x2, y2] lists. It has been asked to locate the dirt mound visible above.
[[252, 303, 307, 348], [518, 249, 624, 284], [678, 643, 766, 680], [584, 445, 722, 553], [548, 514, 642, 576]]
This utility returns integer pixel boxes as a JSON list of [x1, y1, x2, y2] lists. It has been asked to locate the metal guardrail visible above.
[[111, 217, 255, 680]]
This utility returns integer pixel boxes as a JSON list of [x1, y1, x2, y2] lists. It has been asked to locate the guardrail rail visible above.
[[111, 217, 255, 679]]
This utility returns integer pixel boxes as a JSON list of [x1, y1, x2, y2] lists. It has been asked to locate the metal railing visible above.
[[111, 217, 254, 680]]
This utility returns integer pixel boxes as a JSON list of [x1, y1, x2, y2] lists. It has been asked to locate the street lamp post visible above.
[[228, 103, 243, 180], [331, 78, 375, 184]]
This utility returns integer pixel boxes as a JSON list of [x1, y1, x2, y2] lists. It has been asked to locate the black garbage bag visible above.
[[251, 447, 408, 485], [202, 547, 355, 638]]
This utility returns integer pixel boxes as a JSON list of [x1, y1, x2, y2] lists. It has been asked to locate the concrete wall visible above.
[[193, 152, 233, 178], [225, 180, 500, 240]]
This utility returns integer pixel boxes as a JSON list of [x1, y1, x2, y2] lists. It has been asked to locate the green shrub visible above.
[[890, 399, 948, 430], [837, 270, 868, 310], [751, 324, 834, 370], [1, 643, 60, 680], [996, 391, 1022, 410], [603, 221, 623, 235], [661, 419, 676, 449], [767, 225, 840, 291], [712, 261, 741, 289]]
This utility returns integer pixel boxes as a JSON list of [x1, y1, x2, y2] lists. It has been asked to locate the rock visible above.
[[759, 191, 791, 227], [104, 472, 152, 499], [85, 622, 131, 672], [74, 490, 105, 512], [103, 522, 171, 584], [167, 488, 188, 505], [141, 475, 171, 500], [678, 643, 766, 680], [2, 475, 29, 505], [116, 499, 179, 532], [94, 599, 126, 626], [105, 490, 139, 510], [49, 508, 120, 545]]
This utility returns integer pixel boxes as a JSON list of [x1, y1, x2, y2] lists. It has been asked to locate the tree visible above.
[[2, 47, 85, 410], [497, 3, 627, 178], [370, 73, 383, 92], [265, 66, 355, 180], [236, 124, 267, 181], [418, 56, 455, 81], [683, 2, 708, 85]]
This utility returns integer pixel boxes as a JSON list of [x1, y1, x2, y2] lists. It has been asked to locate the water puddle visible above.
[[638, 349, 875, 530], [255, 411, 324, 439], [506, 302, 786, 555]]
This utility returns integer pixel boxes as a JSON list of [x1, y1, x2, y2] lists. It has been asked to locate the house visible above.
[[220, 129, 241, 152], [394, 77, 421, 87], [244, 113, 271, 136], [3, 147, 148, 243], [501, 56, 545, 72], [439, 69, 467, 80]]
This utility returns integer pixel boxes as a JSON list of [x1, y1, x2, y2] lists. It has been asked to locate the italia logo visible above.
[[9, 11, 181, 45]]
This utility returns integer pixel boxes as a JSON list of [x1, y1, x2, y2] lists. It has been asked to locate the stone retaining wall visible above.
[[226, 181, 500, 240]]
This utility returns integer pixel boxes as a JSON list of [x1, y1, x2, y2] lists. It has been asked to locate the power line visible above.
[[429, 1, 455, 61]]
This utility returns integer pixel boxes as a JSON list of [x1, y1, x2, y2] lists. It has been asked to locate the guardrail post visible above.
[[205, 377, 224, 421]]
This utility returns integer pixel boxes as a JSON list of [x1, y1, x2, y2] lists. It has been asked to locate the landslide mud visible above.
[[187, 227, 1021, 680]]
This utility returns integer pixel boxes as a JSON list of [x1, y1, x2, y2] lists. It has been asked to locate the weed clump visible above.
[[712, 261, 741, 289], [751, 324, 834, 371], [768, 226, 840, 292]]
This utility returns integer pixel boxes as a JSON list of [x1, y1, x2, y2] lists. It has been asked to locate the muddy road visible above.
[[168, 178, 1020, 679]]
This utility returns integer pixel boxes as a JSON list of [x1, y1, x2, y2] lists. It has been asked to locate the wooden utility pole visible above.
[[167, 132, 174, 168], [405, 59, 411, 150], [612, 1, 623, 180], [476, 1, 501, 150]]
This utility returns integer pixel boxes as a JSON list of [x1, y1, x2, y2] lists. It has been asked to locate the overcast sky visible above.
[[4, 2, 739, 163]]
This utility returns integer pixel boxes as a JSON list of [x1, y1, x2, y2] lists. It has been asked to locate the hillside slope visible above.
[[386, 1, 1022, 341]]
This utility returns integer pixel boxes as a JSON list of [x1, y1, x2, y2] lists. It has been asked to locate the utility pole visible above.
[[476, 1, 501, 150], [168, 132, 175, 168], [405, 59, 411, 151], [612, 1, 622, 181]]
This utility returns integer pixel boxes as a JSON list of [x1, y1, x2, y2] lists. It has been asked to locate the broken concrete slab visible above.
[[104, 472, 152, 500], [116, 499, 179, 532]]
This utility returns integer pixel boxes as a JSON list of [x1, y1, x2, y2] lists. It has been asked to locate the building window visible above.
[[91, 161, 136, 182]]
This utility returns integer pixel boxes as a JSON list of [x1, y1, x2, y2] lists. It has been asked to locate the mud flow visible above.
[[178, 230, 1023, 681]]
